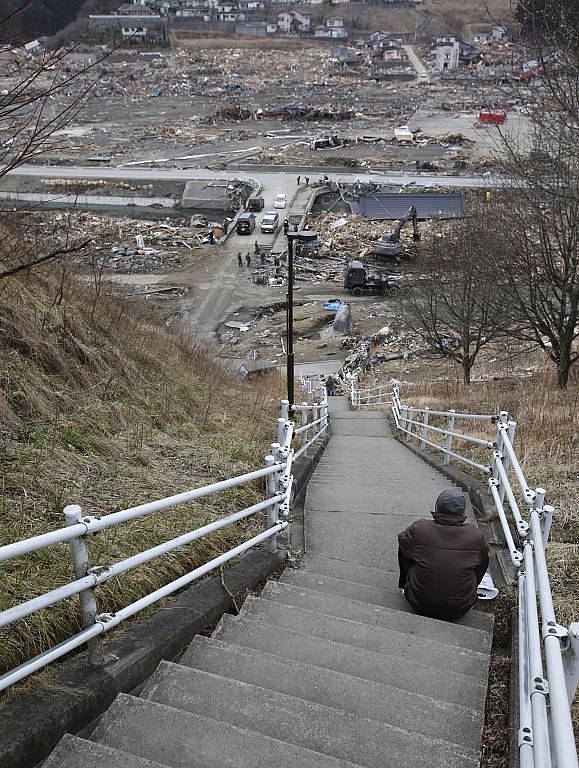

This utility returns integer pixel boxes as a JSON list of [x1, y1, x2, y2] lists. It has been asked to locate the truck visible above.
[[343, 261, 406, 297], [478, 109, 507, 125]]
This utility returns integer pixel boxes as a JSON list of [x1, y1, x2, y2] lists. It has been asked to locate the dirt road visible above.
[[182, 176, 308, 341]]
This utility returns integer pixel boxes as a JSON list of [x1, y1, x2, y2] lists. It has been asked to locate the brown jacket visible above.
[[398, 513, 489, 620]]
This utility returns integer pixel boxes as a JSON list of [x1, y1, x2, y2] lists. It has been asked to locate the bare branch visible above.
[[0, 239, 91, 280]]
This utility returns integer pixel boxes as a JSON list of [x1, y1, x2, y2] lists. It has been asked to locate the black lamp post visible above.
[[286, 228, 318, 408]]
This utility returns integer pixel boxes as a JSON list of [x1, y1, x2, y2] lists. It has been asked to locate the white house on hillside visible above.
[[314, 16, 347, 38], [277, 9, 310, 33]]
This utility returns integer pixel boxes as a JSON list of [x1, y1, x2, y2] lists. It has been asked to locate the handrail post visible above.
[[443, 409, 455, 465], [499, 420, 516, 503], [265, 454, 279, 553], [495, 412, 510, 501], [322, 402, 328, 432], [300, 402, 309, 448], [494, 411, 508, 497], [420, 407, 430, 450], [63, 505, 105, 667], [541, 505, 555, 550], [313, 402, 319, 439], [407, 407, 414, 437], [280, 399, 289, 422], [401, 405, 408, 432], [534, 487, 553, 550], [277, 417, 287, 446]]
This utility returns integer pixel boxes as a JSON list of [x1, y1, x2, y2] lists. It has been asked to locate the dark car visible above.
[[236, 212, 256, 235]]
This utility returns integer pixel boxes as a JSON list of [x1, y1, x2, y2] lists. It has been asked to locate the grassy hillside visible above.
[[297, 0, 515, 37], [0, 265, 283, 686]]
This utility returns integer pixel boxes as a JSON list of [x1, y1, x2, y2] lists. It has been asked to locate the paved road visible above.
[[183, 175, 303, 341], [5, 165, 502, 188], [403, 45, 430, 81]]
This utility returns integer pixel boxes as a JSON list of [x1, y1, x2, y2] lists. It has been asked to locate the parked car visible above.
[[236, 212, 256, 235], [260, 211, 279, 234], [274, 193, 287, 209]]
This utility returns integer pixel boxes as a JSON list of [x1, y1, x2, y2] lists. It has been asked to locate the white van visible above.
[[260, 211, 279, 234]]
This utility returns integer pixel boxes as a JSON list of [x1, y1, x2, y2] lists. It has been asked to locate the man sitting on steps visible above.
[[397, 489, 489, 621]]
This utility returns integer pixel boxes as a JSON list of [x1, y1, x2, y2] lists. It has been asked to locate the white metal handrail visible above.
[[388, 384, 579, 768], [349, 378, 394, 409], [0, 387, 330, 694], [399, 405, 496, 422]]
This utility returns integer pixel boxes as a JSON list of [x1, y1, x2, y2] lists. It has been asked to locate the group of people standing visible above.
[[237, 241, 267, 269]]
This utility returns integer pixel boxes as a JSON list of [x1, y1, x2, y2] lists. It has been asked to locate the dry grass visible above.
[[0, 264, 285, 689]]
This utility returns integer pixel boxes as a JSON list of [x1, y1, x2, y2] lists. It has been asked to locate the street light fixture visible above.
[[285, 228, 318, 408]]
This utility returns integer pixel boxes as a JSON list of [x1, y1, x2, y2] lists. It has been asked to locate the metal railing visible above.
[[350, 379, 394, 409], [377, 383, 579, 768], [294, 378, 330, 460], [0, 388, 329, 694]]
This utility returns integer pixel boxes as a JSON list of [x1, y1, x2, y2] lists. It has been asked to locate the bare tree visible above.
[[486, 2, 579, 387], [402, 213, 502, 385], [0, 3, 114, 277]]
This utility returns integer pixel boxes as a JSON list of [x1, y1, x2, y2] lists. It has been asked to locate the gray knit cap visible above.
[[434, 489, 467, 518]]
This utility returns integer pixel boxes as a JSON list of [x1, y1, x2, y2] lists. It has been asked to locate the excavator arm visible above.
[[388, 206, 420, 243]]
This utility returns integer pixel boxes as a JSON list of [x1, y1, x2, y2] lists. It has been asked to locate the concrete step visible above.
[[302, 553, 399, 584], [302, 511, 419, 562], [91, 692, 365, 768], [327, 395, 349, 411], [142, 661, 479, 768], [43, 734, 167, 768], [260, 581, 491, 654], [212, 614, 487, 710], [280, 569, 493, 632], [179, 635, 484, 749], [330, 418, 391, 438], [236, 595, 489, 680], [305, 480, 457, 515]]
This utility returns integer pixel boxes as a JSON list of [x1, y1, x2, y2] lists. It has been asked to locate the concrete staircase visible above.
[[44, 397, 493, 768]]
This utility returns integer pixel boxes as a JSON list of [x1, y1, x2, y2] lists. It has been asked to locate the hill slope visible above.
[[0, 266, 282, 684]]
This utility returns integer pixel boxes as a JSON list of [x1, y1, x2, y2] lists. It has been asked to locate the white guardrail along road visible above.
[[0, 384, 329, 693], [350, 379, 579, 768]]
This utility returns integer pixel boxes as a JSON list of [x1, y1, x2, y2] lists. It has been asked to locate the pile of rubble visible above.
[[99, 247, 183, 273], [308, 211, 431, 262], [58, 212, 223, 273], [205, 102, 362, 125]]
